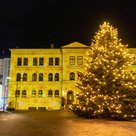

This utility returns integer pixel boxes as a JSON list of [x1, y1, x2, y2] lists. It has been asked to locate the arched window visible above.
[[55, 73, 59, 81], [32, 73, 37, 81], [67, 91, 74, 105], [16, 73, 21, 81], [70, 72, 75, 80], [54, 90, 59, 97], [48, 90, 53, 97], [48, 73, 53, 81], [31, 90, 36, 97], [15, 90, 20, 97], [23, 73, 27, 81], [38, 90, 43, 97], [22, 90, 26, 97], [39, 73, 43, 81]]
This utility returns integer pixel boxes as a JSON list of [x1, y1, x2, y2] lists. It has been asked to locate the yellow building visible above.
[[8, 42, 88, 110], [8, 42, 136, 111]]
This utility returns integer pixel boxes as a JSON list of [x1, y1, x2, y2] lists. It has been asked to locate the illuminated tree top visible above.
[[72, 21, 136, 120]]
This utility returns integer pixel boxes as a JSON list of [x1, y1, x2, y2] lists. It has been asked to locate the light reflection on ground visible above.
[[0, 111, 136, 136]]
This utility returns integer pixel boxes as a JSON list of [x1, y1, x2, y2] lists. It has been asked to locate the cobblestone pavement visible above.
[[0, 111, 136, 136]]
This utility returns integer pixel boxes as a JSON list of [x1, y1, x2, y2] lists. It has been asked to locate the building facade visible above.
[[8, 42, 88, 110], [8, 42, 136, 111], [0, 58, 10, 111]]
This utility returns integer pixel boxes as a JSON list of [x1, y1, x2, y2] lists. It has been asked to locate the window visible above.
[[55, 73, 59, 81], [69, 56, 75, 65], [17, 58, 22, 66], [15, 90, 20, 97], [33, 58, 37, 66], [22, 90, 26, 97], [23, 58, 28, 66], [39, 73, 43, 81], [70, 72, 75, 80], [16, 73, 21, 81], [77, 72, 82, 78], [48, 90, 53, 97], [54, 90, 59, 97], [23, 73, 27, 81], [38, 90, 43, 97], [31, 90, 36, 97], [49, 58, 53, 65], [55, 58, 59, 65], [48, 73, 53, 81], [77, 56, 83, 65], [32, 73, 37, 81], [39, 58, 44, 66]]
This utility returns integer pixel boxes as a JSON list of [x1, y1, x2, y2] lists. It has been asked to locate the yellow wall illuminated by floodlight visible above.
[[8, 42, 88, 110]]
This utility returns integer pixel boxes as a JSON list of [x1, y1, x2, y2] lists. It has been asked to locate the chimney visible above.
[[50, 43, 54, 49]]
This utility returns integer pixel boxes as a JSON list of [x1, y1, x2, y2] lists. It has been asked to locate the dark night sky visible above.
[[0, 0, 136, 56]]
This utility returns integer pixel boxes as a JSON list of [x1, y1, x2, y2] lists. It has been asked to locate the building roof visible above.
[[61, 41, 88, 49]]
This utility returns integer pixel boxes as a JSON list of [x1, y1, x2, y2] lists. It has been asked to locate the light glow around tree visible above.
[[72, 22, 136, 120]]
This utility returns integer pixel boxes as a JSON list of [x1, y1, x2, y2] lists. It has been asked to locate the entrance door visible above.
[[67, 91, 74, 105]]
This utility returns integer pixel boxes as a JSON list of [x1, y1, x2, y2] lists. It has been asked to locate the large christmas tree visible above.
[[72, 22, 136, 120]]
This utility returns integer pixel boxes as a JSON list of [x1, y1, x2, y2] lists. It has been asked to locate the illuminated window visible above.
[[23, 58, 28, 66], [17, 58, 22, 66], [77, 56, 83, 65], [15, 90, 20, 97], [48, 73, 53, 81], [38, 90, 43, 97], [39, 73, 43, 81], [22, 90, 26, 97], [16, 73, 21, 81], [32, 73, 37, 81], [31, 90, 36, 97], [39, 58, 44, 66], [33, 58, 37, 66], [48, 90, 53, 97], [55, 58, 59, 65], [54, 90, 59, 97], [70, 72, 75, 80], [69, 56, 75, 65], [54, 73, 59, 81], [49, 58, 53, 65], [23, 73, 27, 81]]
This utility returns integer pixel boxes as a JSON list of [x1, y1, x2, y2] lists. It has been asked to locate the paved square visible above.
[[0, 111, 136, 136]]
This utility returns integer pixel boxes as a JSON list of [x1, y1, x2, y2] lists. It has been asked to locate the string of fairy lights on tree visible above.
[[72, 22, 136, 120]]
